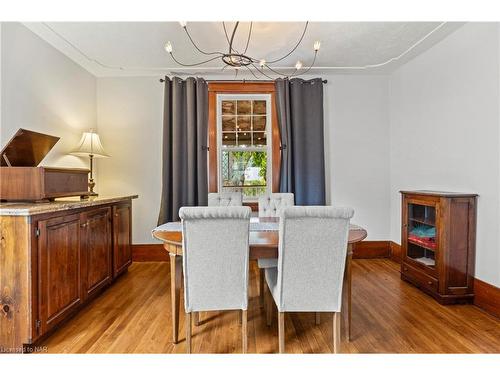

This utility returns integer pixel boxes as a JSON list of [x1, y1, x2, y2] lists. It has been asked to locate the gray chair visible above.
[[179, 206, 251, 353], [264, 206, 354, 353], [258, 193, 294, 217], [208, 192, 243, 207], [257, 193, 294, 304]]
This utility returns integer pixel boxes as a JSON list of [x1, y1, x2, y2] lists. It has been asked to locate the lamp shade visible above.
[[70, 130, 109, 158]]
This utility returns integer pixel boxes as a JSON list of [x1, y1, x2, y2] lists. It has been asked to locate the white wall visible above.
[[96, 77, 164, 244], [325, 75, 390, 239], [0, 23, 96, 168], [96, 74, 391, 243], [389, 23, 500, 287]]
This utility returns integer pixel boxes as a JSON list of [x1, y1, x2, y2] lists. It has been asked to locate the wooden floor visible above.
[[40, 259, 500, 353]]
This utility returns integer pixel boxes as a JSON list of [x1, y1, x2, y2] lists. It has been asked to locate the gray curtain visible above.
[[275, 78, 325, 205], [158, 76, 209, 224]]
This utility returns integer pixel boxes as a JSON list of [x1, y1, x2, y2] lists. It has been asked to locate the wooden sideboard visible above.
[[0, 195, 137, 353]]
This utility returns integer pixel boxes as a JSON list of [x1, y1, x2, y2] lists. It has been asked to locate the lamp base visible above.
[[80, 191, 98, 200]]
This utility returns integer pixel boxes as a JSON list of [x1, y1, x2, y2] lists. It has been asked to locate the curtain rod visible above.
[[159, 78, 328, 84]]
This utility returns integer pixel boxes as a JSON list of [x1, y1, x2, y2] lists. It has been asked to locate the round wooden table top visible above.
[[153, 223, 367, 247]]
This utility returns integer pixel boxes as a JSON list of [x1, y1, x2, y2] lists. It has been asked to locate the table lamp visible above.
[[70, 129, 109, 196]]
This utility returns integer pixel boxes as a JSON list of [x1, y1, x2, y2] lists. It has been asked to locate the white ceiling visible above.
[[24, 22, 464, 77]]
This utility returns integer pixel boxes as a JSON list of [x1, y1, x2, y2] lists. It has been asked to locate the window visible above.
[[217, 94, 272, 200], [207, 82, 280, 204]]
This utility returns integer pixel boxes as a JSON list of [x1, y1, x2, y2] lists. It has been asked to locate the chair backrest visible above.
[[276, 206, 354, 312], [179, 206, 251, 312], [208, 192, 243, 207], [258, 193, 294, 217]]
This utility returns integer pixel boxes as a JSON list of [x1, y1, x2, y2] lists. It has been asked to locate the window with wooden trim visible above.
[[208, 82, 280, 201]]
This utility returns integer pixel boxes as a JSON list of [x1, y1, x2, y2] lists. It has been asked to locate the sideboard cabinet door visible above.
[[80, 207, 112, 300], [37, 214, 82, 335], [112, 202, 132, 277]]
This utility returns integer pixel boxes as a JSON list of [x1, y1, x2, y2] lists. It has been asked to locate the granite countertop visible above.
[[0, 195, 138, 216]]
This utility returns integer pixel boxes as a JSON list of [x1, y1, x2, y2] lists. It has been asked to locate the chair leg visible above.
[[278, 312, 285, 354], [193, 312, 200, 326], [266, 283, 272, 327], [259, 268, 265, 307], [333, 312, 341, 354], [315, 312, 321, 325], [239, 310, 242, 325], [186, 312, 192, 354], [242, 310, 248, 353]]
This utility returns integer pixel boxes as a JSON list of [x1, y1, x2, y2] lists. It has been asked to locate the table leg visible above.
[[169, 253, 182, 344], [343, 244, 353, 341]]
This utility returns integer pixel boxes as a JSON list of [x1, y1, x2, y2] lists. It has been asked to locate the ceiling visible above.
[[24, 22, 464, 77]]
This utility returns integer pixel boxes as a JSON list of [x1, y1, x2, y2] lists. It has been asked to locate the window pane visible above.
[[222, 116, 236, 131], [221, 150, 267, 198], [222, 100, 236, 115], [238, 132, 251, 146], [253, 116, 266, 131], [237, 100, 251, 115], [253, 100, 266, 115], [222, 132, 236, 146], [237, 115, 251, 131], [253, 132, 266, 146]]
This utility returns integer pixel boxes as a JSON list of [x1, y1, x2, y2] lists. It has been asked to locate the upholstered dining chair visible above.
[[179, 206, 251, 353], [264, 206, 354, 353], [257, 193, 295, 305], [208, 192, 243, 206]]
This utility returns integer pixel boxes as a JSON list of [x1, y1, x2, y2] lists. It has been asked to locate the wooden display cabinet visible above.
[[400, 191, 477, 304]]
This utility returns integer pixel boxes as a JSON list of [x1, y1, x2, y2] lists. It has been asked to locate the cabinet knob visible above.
[[81, 222, 88, 228], [403, 267, 408, 271], [115, 213, 119, 217], [427, 281, 433, 285]]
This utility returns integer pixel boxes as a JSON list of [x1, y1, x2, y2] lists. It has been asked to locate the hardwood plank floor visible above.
[[39, 259, 500, 353]]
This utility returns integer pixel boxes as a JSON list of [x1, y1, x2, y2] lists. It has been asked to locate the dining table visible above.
[[152, 216, 367, 344]]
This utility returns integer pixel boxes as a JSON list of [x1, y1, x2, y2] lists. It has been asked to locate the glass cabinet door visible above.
[[406, 203, 437, 269]]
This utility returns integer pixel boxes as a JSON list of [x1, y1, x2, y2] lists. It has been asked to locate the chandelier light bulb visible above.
[[164, 41, 173, 53], [295, 60, 303, 70], [259, 59, 266, 67], [314, 41, 321, 51], [179, 21, 187, 28]]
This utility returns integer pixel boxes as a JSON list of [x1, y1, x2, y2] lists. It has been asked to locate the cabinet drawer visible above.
[[402, 262, 438, 293]]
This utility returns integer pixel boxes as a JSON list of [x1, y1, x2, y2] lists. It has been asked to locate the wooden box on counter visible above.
[[400, 190, 477, 305], [0, 167, 90, 201]]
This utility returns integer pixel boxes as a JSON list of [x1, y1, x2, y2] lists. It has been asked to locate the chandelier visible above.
[[164, 22, 320, 79]]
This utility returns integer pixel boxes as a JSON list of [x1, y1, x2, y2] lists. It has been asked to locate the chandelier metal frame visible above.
[[164, 21, 321, 79]]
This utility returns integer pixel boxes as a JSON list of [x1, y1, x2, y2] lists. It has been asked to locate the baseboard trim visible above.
[[389, 241, 402, 263], [134, 241, 398, 261], [473, 278, 500, 319], [132, 244, 168, 262], [352, 240, 391, 259]]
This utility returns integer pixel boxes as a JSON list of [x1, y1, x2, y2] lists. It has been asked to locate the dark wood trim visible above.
[[390, 241, 402, 263], [132, 244, 169, 262], [352, 240, 391, 259], [207, 82, 281, 194], [473, 278, 500, 318], [208, 91, 217, 192], [208, 82, 275, 93], [243, 202, 258, 212]]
